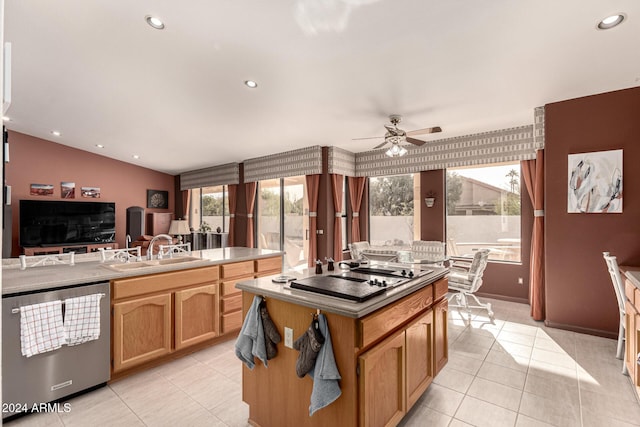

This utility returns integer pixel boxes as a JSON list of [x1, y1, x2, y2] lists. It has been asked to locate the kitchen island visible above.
[[235, 263, 449, 427]]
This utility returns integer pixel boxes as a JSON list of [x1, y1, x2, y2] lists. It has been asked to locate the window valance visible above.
[[355, 125, 537, 177], [179, 163, 240, 190], [327, 146, 356, 177], [243, 146, 322, 182]]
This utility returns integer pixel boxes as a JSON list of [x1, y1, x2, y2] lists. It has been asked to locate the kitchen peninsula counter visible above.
[[236, 263, 449, 427], [2, 247, 283, 295]]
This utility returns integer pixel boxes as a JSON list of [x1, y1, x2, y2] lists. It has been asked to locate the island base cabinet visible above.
[[113, 293, 172, 373], [175, 284, 219, 350], [405, 310, 434, 409], [359, 331, 406, 427], [434, 298, 448, 375]]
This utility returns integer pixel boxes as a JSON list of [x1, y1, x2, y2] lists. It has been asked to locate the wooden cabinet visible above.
[[622, 273, 640, 400], [111, 266, 219, 374], [147, 212, 174, 235], [113, 293, 172, 373], [359, 331, 406, 427], [175, 284, 219, 350], [219, 256, 282, 335], [405, 310, 434, 409], [434, 297, 449, 375]]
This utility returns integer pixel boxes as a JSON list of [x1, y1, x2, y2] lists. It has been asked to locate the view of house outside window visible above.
[[446, 163, 521, 262], [369, 174, 420, 248]]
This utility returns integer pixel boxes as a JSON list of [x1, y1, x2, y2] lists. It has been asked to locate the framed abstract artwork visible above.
[[147, 189, 169, 209], [568, 149, 622, 213]]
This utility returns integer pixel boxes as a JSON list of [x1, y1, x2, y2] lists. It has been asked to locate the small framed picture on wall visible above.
[[147, 189, 169, 209]]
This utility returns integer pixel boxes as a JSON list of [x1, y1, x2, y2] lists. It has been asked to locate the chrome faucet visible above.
[[125, 234, 132, 249], [147, 234, 173, 260]]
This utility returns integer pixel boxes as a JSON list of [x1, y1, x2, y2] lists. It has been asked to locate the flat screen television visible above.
[[19, 200, 116, 247]]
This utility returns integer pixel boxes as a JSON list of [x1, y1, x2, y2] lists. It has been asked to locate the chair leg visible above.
[[616, 322, 625, 360], [466, 293, 494, 318]]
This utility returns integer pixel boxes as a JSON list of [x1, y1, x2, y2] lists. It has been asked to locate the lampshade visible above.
[[168, 220, 190, 235], [385, 143, 408, 158]]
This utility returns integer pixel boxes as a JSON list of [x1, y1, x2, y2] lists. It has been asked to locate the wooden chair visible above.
[[603, 251, 627, 374], [447, 249, 492, 319]]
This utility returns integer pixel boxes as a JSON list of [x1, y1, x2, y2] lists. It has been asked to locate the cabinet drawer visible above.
[[433, 277, 448, 301], [221, 279, 245, 297], [222, 294, 242, 313], [626, 280, 636, 305], [221, 311, 243, 334], [113, 266, 219, 299], [255, 256, 282, 273], [220, 261, 254, 279], [359, 285, 433, 350]]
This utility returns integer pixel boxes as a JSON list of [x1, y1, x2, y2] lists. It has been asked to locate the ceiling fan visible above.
[[354, 114, 442, 157]]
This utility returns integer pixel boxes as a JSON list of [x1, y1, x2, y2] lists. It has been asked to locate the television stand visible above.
[[23, 243, 119, 256]]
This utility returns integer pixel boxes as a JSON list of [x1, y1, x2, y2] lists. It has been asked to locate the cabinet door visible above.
[[359, 331, 406, 427], [625, 301, 635, 377], [635, 312, 640, 395], [434, 298, 448, 375], [175, 284, 219, 350], [113, 293, 172, 373], [405, 310, 434, 410]]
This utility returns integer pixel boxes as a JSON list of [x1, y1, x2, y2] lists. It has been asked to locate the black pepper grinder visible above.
[[325, 257, 335, 271], [315, 259, 323, 274]]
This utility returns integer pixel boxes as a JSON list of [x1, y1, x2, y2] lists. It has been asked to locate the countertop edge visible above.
[[2, 248, 284, 296], [236, 268, 448, 319]]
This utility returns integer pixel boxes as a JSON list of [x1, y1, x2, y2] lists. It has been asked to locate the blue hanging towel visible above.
[[234, 295, 268, 369], [308, 313, 342, 415]]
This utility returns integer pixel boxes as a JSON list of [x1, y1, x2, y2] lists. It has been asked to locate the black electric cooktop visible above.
[[289, 266, 432, 303]]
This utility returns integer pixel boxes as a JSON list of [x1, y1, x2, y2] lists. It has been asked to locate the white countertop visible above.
[[2, 247, 283, 295], [235, 263, 449, 319]]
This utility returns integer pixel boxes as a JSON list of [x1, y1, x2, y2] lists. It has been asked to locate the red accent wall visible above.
[[5, 131, 176, 256], [545, 87, 640, 336]]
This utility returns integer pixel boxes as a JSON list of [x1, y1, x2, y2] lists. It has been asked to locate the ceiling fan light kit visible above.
[[354, 114, 442, 157]]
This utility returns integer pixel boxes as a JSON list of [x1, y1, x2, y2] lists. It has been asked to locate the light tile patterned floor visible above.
[[6, 297, 640, 427]]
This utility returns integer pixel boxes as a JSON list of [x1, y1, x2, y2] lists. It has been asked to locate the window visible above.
[[446, 163, 521, 262], [188, 185, 229, 232], [369, 174, 420, 248], [257, 176, 308, 270]]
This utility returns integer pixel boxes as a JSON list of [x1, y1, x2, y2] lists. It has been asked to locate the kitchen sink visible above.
[[103, 256, 203, 271]]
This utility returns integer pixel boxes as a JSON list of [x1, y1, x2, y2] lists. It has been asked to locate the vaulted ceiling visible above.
[[4, 0, 639, 175]]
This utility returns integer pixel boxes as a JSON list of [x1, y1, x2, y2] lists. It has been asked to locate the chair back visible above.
[[468, 249, 490, 293], [411, 240, 446, 265], [603, 252, 626, 315], [348, 241, 370, 260]]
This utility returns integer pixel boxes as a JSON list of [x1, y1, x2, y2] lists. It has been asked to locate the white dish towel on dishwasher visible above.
[[63, 293, 103, 346], [20, 300, 65, 357]]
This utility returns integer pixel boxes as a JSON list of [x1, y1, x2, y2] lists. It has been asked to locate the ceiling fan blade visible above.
[[352, 136, 384, 141], [373, 140, 389, 149], [406, 126, 442, 136], [405, 137, 426, 146]]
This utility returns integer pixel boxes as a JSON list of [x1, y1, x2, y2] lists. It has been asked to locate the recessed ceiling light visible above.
[[597, 13, 625, 30], [244, 80, 258, 88], [132, 154, 140, 159], [145, 15, 165, 30], [96, 144, 104, 149], [51, 130, 61, 137], [2, 116, 10, 122]]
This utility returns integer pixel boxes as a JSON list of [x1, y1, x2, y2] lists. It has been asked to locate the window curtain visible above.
[[245, 182, 257, 248], [228, 184, 237, 247], [306, 175, 321, 267], [181, 190, 190, 226], [348, 177, 366, 243], [331, 174, 344, 261], [522, 150, 545, 321]]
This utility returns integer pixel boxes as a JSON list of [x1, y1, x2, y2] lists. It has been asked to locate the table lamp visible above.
[[168, 219, 190, 244]]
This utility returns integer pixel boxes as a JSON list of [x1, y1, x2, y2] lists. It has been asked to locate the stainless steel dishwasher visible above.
[[2, 281, 111, 419]]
